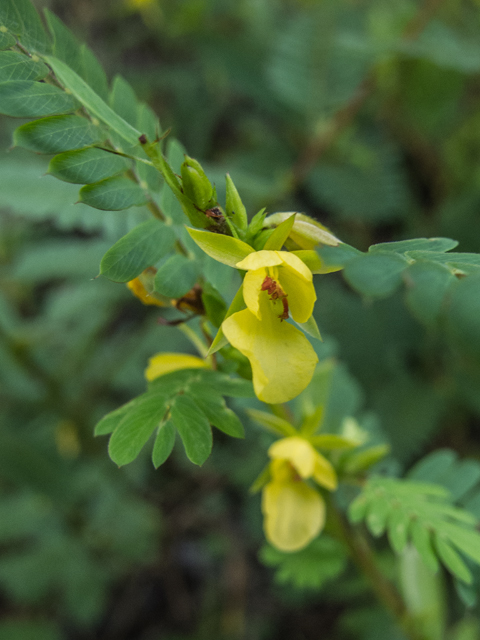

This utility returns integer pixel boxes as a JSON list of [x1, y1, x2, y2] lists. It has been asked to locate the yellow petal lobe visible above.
[[262, 475, 325, 552], [222, 306, 318, 404], [242, 267, 267, 319], [313, 453, 338, 491], [145, 353, 209, 381], [268, 437, 317, 478], [277, 267, 316, 323], [236, 250, 283, 271]]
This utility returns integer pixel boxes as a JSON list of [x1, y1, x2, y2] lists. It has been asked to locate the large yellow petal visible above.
[[236, 250, 283, 271], [313, 452, 338, 491], [278, 267, 316, 323], [242, 267, 267, 319], [277, 251, 314, 281], [145, 353, 209, 381], [262, 478, 325, 551], [268, 437, 317, 479], [222, 304, 318, 404]]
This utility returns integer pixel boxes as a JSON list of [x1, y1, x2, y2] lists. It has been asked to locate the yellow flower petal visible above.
[[145, 353, 209, 381], [242, 267, 267, 319], [222, 305, 318, 404], [313, 453, 338, 491], [236, 250, 283, 271], [262, 477, 325, 552], [268, 437, 317, 478], [278, 266, 316, 323], [277, 250, 314, 281]]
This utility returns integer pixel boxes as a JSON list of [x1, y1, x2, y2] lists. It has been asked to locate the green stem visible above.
[[327, 499, 424, 640]]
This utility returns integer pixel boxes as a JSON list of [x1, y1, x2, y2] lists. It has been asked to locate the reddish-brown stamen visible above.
[[261, 276, 289, 321]]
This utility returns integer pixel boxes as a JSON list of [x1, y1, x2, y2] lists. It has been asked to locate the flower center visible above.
[[261, 276, 289, 321]]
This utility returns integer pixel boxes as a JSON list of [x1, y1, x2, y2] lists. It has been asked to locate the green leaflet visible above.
[[44, 9, 83, 76], [95, 369, 253, 467], [110, 74, 139, 128], [0, 80, 79, 117], [170, 395, 212, 466], [48, 148, 130, 184], [314, 243, 362, 272], [13, 115, 105, 154], [0, 30, 16, 50], [100, 219, 176, 283], [404, 261, 454, 325], [188, 385, 244, 438], [0, 0, 50, 53], [154, 255, 198, 298], [152, 420, 175, 469], [409, 449, 480, 516], [260, 536, 348, 591], [446, 272, 480, 357], [80, 43, 109, 101], [343, 252, 409, 298], [434, 535, 472, 584], [369, 237, 458, 254], [79, 176, 148, 211], [348, 475, 480, 583], [406, 250, 480, 271], [108, 392, 169, 466], [0, 51, 48, 81], [43, 55, 142, 147], [94, 402, 133, 436]]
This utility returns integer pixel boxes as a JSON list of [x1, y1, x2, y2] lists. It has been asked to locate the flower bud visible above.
[[265, 212, 340, 250], [225, 173, 248, 231], [181, 156, 215, 211]]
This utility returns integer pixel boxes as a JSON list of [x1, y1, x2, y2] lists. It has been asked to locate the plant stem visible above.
[[288, 0, 445, 191], [328, 499, 424, 640]]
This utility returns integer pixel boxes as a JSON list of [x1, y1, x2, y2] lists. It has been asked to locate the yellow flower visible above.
[[222, 251, 318, 404], [262, 436, 337, 551], [145, 353, 209, 381]]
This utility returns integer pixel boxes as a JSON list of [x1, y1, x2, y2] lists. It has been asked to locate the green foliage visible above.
[[14, 115, 104, 153], [349, 475, 480, 583], [3, 0, 480, 637], [96, 369, 252, 467], [48, 148, 130, 185], [154, 254, 199, 298], [99, 219, 176, 282], [260, 535, 348, 590]]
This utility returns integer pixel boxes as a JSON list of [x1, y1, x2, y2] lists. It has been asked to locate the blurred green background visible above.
[[2, 0, 480, 638]]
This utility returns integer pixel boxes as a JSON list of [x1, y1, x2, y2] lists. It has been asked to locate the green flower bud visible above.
[[265, 212, 340, 249], [181, 156, 215, 211], [225, 174, 248, 231]]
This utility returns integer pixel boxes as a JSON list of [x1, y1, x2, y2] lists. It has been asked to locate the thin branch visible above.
[[289, 0, 445, 190]]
